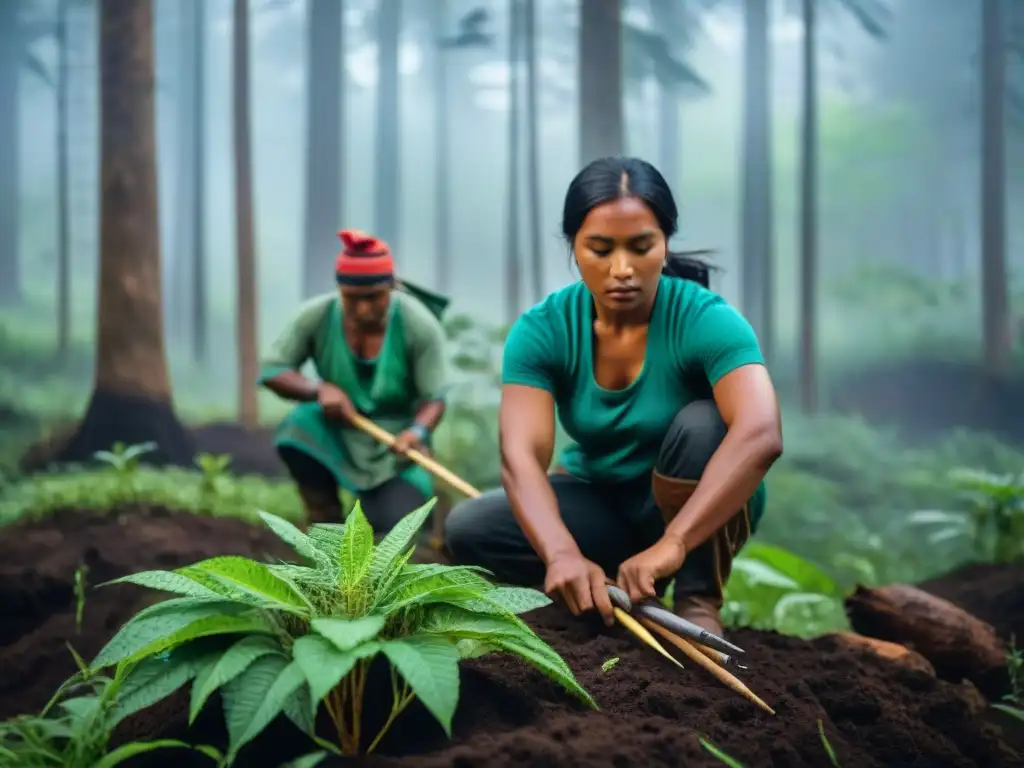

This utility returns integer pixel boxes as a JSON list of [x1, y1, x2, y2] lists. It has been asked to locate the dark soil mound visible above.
[[831, 359, 1024, 445], [920, 562, 1024, 645], [190, 421, 285, 477], [0, 511, 1020, 767]]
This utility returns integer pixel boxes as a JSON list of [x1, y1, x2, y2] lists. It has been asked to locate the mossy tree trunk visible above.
[[56, 0, 194, 468]]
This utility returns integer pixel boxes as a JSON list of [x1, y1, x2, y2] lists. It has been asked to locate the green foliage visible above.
[[992, 636, 1024, 723], [907, 469, 1024, 563], [0, 455, 304, 527], [0, 645, 217, 767], [89, 498, 595, 761]]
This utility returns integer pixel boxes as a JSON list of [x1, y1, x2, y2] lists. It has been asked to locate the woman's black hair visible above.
[[561, 156, 716, 288]]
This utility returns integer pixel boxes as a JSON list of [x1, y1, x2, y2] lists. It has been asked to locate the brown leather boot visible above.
[[652, 470, 752, 638], [297, 486, 343, 527]]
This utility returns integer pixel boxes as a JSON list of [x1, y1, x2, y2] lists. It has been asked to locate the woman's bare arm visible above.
[[499, 384, 581, 565], [262, 370, 320, 402], [663, 364, 783, 553]]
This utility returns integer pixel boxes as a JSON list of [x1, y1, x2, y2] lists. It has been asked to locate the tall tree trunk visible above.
[[234, 0, 258, 428], [652, 0, 679, 191], [980, 0, 1009, 373], [191, 0, 207, 362], [431, 0, 451, 294], [524, 0, 542, 302], [57, 0, 72, 358], [0, 1, 21, 305], [798, 0, 818, 413], [740, 0, 774, 365], [171, 0, 196, 344], [505, 0, 522, 325], [578, 0, 623, 165], [57, 0, 194, 468], [374, 0, 401, 249], [302, 0, 343, 299]]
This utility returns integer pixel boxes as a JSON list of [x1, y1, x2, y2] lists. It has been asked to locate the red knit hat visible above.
[[334, 229, 394, 285]]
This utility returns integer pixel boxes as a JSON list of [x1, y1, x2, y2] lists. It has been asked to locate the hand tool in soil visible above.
[[638, 617, 775, 715], [606, 585, 744, 660]]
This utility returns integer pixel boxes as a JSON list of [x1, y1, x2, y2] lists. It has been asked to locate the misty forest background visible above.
[[2, 0, 1024, 633]]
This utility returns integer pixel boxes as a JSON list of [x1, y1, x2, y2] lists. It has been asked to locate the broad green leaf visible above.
[[291, 635, 380, 706], [369, 497, 437, 582], [94, 739, 194, 768], [284, 753, 328, 768], [380, 565, 493, 612], [102, 571, 225, 600], [379, 637, 460, 736], [730, 559, 800, 591], [282, 685, 316, 735], [92, 601, 253, 669], [907, 509, 968, 526], [488, 632, 596, 710], [109, 646, 216, 728], [736, 542, 841, 596], [453, 587, 552, 616], [189, 635, 284, 723], [225, 660, 307, 760], [772, 592, 837, 626], [307, 523, 346, 556], [371, 547, 416, 608], [258, 511, 321, 563], [455, 639, 496, 660], [178, 557, 313, 614], [339, 504, 374, 586], [114, 612, 276, 670], [311, 615, 386, 652]]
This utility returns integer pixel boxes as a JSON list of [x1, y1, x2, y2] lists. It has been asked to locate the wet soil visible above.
[[0, 509, 1020, 767]]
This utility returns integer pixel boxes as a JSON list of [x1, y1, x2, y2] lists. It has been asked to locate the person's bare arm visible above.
[[498, 384, 580, 564], [262, 370, 320, 402], [663, 364, 783, 553]]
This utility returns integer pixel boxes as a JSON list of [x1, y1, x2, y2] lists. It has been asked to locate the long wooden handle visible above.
[[613, 608, 684, 670], [640, 617, 775, 715], [348, 414, 482, 499]]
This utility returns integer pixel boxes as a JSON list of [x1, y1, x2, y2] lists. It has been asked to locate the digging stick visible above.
[[348, 414, 482, 499], [639, 617, 775, 715], [613, 607, 685, 670]]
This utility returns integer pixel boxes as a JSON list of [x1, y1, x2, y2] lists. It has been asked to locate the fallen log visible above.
[[846, 584, 1009, 699], [831, 631, 936, 676]]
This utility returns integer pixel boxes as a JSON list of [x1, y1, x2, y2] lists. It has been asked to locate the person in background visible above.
[[443, 157, 783, 637], [259, 229, 450, 530]]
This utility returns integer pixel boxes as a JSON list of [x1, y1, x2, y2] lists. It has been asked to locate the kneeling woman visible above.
[[444, 157, 783, 636]]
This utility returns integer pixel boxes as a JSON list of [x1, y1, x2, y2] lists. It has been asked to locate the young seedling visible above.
[[992, 635, 1024, 722], [74, 562, 89, 634], [817, 719, 840, 766], [93, 441, 157, 501], [601, 657, 620, 673], [89, 498, 596, 763]]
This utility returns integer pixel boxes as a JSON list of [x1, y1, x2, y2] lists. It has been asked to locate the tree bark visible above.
[[578, 0, 623, 165], [431, 1, 451, 294], [57, 0, 72, 357], [234, 0, 258, 428], [504, 0, 522, 325], [798, 0, 818, 413], [374, 0, 401, 250], [56, 0, 193, 467], [302, 0, 343, 298], [980, 0, 1009, 374], [740, 0, 774, 366], [0, 1, 21, 305]]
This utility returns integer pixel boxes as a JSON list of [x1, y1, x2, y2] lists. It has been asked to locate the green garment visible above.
[[501, 274, 768, 528], [259, 285, 450, 496]]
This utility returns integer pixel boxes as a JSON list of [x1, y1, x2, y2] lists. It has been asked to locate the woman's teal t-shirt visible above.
[[501, 274, 766, 483]]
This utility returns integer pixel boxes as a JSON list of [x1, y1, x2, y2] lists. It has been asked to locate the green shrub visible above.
[[90, 498, 594, 763]]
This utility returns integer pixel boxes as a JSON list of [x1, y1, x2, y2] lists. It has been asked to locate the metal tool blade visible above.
[[636, 601, 745, 656]]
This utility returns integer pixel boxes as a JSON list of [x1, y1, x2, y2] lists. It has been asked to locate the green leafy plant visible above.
[[73, 563, 88, 634], [907, 469, 1024, 563], [88, 498, 595, 763], [195, 454, 233, 498], [992, 635, 1024, 723], [0, 644, 216, 767], [92, 442, 157, 501]]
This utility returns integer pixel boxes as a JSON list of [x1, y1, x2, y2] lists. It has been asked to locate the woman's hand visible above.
[[544, 552, 615, 626], [616, 537, 686, 603], [317, 383, 358, 423]]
